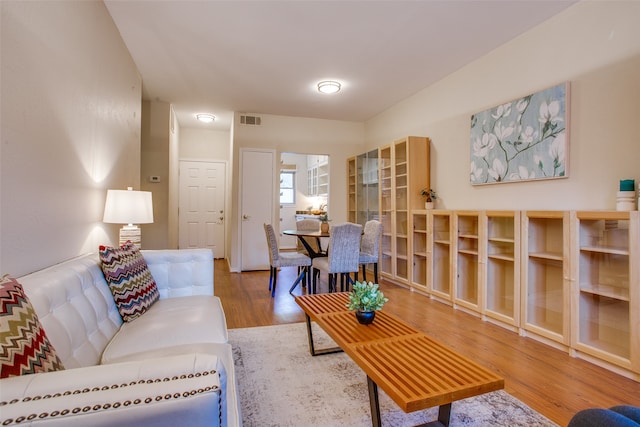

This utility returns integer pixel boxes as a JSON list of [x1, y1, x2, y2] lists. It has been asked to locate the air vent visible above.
[[240, 114, 262, 125]]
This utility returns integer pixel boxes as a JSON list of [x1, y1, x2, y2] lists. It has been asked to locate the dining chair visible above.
[[312, 222, 363, 293], [263, 223, 311, 297], [356, 220, 382, 284]]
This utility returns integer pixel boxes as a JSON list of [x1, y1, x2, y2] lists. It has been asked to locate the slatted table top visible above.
[[296, 292, 504, 413]]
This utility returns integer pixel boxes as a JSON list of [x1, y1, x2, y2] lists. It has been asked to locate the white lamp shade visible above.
[[103, 189, 154, 224]]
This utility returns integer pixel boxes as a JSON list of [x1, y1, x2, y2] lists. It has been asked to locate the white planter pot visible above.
[[425, 201, 434, 210]]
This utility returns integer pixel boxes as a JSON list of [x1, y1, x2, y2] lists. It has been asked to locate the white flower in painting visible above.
[[520, 126, 538, 144], [516, 98, 529, 112], [534, 154, 544, 171], [492, 102, 512, 119], [539, 100, 563, 123], [487, 158, 506, 181], [549, 133, 566, 163], [510, 165, 535, 181], [473, 133, 497, 158], [494, 121, 515, 141], [470, 161, 483, 182]]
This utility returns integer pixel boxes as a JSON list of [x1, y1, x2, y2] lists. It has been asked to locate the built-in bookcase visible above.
[[484, 211, 520, 330], [571, 210, 639, 375], [454, 211, 483, 314], [521, 210, 571, 348], [378, 136, 430, 286], [411, 211, 428, 291], [428, 210, 453, 303]]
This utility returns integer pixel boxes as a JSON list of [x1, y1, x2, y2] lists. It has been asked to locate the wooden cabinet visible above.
[[484, 211, 520, 330], [356, 149, 379, 226], [454, 211, 483, 314], [379, 137, 430, 286], [428, 210, 454, 303], [307, 155, 328, 196], [379, 145, 393, 280], [347, 157, 356, 223], [405, 208, 639, 378], [521, 211, 571, 348], [411, 211, 428, 291], [571, 210, 639, 375]]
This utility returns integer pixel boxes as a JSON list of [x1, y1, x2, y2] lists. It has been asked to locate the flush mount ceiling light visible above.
[[317, 80, 341, 94], [196, 113, 216, 123]]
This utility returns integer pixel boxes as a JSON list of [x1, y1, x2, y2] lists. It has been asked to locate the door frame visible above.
[[239, 148, 277, 271]]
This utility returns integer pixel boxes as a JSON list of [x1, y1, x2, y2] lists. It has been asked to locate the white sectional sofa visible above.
[[0, 249, 241, 427]]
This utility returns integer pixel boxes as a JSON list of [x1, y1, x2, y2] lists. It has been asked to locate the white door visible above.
[[280, 206, 297, 250], [240, 149, 274, 271], [178, 160, 225, 258]]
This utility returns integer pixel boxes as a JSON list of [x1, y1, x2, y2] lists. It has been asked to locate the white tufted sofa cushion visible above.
[[142, 249, 214, 298], [17, 254, 123, 369]]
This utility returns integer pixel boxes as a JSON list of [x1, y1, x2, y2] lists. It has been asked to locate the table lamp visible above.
[[103, 187, 154, 248]]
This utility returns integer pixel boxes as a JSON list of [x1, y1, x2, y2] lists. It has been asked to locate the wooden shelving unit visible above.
[[355, 149, 379, 227], [347, 156, 356, 223], [454, 211, 483, 314], [379, 136, 430, 287], [484, 211, 520, 330], [379, 145, 393, 279], [428, 210, 453, 303], [571, 210, 639, 375], [521, 210, 571, 348], [411, 211, 428, 292]]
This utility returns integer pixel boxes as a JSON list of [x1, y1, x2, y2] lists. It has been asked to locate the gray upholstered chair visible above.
[[312, 222, 363, 293], [263, 223, 311, 297], [356, 220, 382, 284]]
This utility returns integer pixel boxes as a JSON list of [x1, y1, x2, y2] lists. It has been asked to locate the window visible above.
[[280, 170, 295, 205]]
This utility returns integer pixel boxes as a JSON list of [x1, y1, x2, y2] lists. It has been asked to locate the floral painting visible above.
[[470, 82, 569, 185]]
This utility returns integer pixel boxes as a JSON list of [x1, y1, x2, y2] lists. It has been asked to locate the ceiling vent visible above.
[[240, 114, 262, 126]]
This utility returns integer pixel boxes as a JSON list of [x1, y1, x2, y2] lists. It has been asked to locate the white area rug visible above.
[[228, 322, 557, 427]]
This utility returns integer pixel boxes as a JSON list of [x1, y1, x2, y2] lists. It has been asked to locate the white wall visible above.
[[0, 1, 141, 276], [140, 100, 170, 249], [180, 128, 231, 160], [365, 1, 640, 210]]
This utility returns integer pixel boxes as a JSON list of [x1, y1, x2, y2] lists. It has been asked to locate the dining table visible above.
[[282, 229, 329, 259]]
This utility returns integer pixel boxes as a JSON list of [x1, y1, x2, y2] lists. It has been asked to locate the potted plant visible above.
[[420, 188, 437, 209], [318, 213, 330, 233], [347, 281, 389, 325]]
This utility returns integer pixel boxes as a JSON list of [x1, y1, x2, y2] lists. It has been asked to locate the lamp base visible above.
[[119, 224, 142, 248]]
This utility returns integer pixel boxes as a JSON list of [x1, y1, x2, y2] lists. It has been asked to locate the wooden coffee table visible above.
[[295, 293, 504, 427]]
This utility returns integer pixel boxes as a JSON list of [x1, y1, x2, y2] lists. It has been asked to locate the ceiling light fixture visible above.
[[317, 80, 341, 94], [196, 113, 216, 123]]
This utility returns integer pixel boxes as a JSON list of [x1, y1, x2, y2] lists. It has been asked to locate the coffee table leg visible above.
[[414, 403, 452, 427], [368, 373, 452, 427], [367, 376, 382, 427], [437, 403, 452, 426], [304, 314, 343, 356]]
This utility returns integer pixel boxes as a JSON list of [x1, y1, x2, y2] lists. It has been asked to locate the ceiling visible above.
[[104, 0, 576, 132]]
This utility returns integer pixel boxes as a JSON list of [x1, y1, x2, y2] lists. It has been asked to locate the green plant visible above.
[[318, 213, 330, 223], [420, 188, 437, 202], [347, 281, 388, 312]]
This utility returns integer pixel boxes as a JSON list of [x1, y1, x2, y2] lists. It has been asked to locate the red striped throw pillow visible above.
[[99, 241, 159, 322], [0, 275, 64, 379]]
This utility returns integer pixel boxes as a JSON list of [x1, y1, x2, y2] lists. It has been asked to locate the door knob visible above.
[[243, 214, 250, 220]]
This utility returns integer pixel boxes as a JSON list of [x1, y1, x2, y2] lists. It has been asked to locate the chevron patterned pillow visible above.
[[0, 275, 64, 379], [99, 241, 160, 322]]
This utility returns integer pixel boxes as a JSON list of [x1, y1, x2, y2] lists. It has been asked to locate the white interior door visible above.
[[178, 160, 225, 258], [241, 149, 274, 271]]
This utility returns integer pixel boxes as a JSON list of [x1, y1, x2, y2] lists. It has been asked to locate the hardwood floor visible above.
[[214, 259, 640, 426]]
